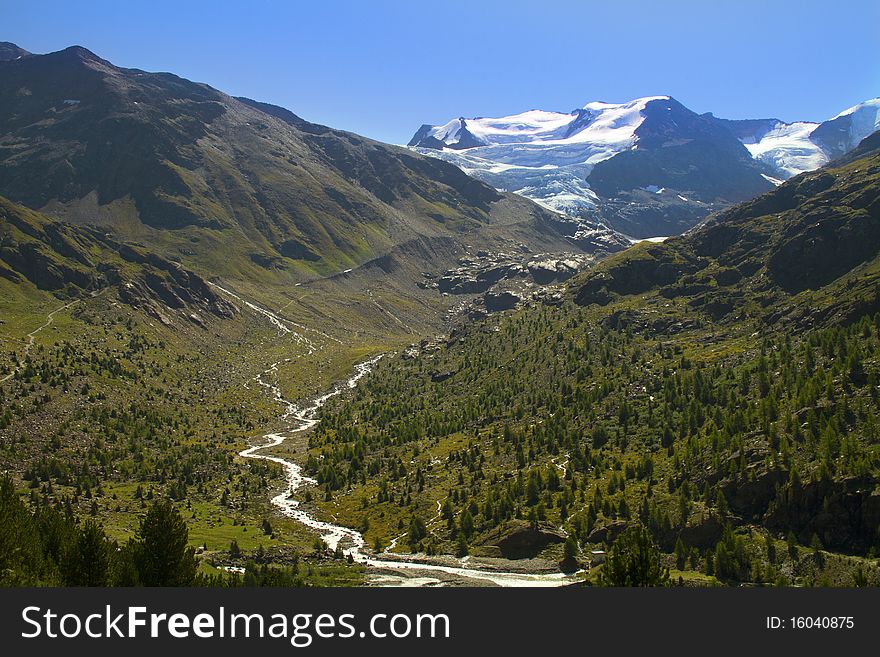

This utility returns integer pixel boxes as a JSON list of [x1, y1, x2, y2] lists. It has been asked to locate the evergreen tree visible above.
[[0, 476, 46, 585], [66, 520, 111, 586], [786, 531, 799, 561], [459, 508, 474, 538], [598, 525, 669, 587], [674, 537, 687, 570], [131, 499, 198, 586], [407, 516, 427, 546]]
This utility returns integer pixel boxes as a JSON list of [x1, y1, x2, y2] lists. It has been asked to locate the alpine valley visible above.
[[1, 41, 879, 588]]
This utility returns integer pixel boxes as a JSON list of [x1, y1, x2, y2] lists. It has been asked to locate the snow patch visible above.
[[743, 121, 825, 178], [631, 236, 669, 244], [761, 173, 784, 186]]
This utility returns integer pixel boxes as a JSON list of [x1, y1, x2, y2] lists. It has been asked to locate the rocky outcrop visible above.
[[527, 258, 580, 284], [765, 475, 880, 554], [574, 244, 704, 307], [678, 514, 724, 550], [585, 520, 628, 546], [0, 196, 237, 324], [475, 520, 566, 559], [484, 290, 521, 313], [428, 250, 591, 295]]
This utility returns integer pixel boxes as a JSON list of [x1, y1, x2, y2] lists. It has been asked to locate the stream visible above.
[[240, 357, 584, 587]]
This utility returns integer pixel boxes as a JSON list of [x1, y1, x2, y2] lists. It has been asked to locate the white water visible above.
[[207, 282, 318, 352], [240, 358, 583, 587]]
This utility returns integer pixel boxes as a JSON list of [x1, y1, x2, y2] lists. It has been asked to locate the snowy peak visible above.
[[831, 97, 880, 122], [811, 97, 880, 160], [408, 117, 487, 150], [408, 96, 880, 238], [410, 95, 672, 154], [408, 95, 770, 237]]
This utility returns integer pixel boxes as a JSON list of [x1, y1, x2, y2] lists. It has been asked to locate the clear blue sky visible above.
[[4, 0, 879, 144]]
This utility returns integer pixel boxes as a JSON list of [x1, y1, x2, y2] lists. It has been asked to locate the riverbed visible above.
[[240, 358, 583, 587]]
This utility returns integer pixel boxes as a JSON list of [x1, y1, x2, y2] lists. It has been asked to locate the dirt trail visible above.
[[1, 300, 78, 383]]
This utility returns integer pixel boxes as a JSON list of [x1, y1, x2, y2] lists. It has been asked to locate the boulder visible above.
[[585, 520, 628, 546]]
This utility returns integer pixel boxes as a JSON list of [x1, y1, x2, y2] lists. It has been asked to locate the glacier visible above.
[[412, 96, 669, 215], [410, 96, 880, 237]]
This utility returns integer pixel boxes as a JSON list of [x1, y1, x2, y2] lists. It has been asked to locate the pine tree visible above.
[[66, 519, 110, 586], [0, 476, 47, 585], [407, 516, 427, 546], [598, 525, 669, 587], [674, 537, 687, 570], [787, 531, 799, 561], [459, 508, 474, 538], [131, 499, 198, 586]]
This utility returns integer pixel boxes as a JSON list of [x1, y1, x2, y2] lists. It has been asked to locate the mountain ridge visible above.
[[0, 43, 592, 291]]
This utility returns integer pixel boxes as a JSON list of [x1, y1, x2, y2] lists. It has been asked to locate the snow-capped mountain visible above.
[[809, 98, 880, 161], [409, 97, 667, 216], [733, 98, 880, 179], [409, 97, 880, 238]]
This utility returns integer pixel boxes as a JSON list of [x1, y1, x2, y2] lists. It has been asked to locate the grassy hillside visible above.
[[0, 45, 579, 284], [302, 145, 880, 586], [0, 197, 394, 585]]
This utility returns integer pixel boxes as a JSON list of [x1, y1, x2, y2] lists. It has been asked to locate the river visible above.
[[239, 357, 583, 587]]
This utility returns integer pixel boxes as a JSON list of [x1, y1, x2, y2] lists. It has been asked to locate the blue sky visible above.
[[4, 0, 879, 144]]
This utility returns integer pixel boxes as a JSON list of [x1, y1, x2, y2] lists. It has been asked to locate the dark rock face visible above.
[[527, 258, 578, 284], [765, 476, 880, 553], [721, 467, 787, 521], [585, 520, 628, 546], [430, 370, 455, 383], [713, 266, 742, 286], [492, 524, 566, 559], [484, 290, 521, 312], [0, 42, 30, 62], [678, 515, 724, 550]]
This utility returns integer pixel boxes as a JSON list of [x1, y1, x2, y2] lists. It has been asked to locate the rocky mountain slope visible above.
[[1, 195, 236, 325], [0, 43, 593, 291], [574, 132, 880, 325]]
